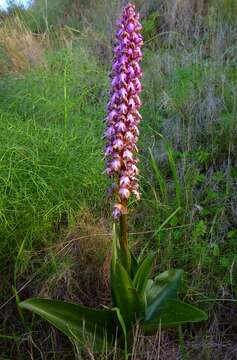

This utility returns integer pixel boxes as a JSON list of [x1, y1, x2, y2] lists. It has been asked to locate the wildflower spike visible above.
[[105, 3, 143, 218]]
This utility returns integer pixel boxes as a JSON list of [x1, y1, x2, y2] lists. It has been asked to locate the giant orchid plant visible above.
[[19, 3, 207, 358]]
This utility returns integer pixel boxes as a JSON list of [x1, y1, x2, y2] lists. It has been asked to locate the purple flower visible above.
[[120, 103, 128, 114], [123, 149, 133, 160], [128, 66, 135, 78], [128, 163, 139, 175], [127, 113, 136, 125], [120, 176, 130, 186], [105, 126, 115, 139], [119, 73, 127, 84], [108, 110, 118, 121], [119, 187, 130, 199], [113, 139, 124, 150], [112, 207, 122, 219], [124, 131, 134, 142], [119, 87, 128, 100], [127, 82, 135, 94], [105, 145, 113, 156], [105, 166, 113, 176], [119, 55, 128, 68], [116, 121, 126, 132], [127, 22, 135, 32], [111, 77, 118, 88], [104, 2, 143, 218], [111, 159, 121, 171], [128, 98, 136, 110], [134, 79, 142, 93]]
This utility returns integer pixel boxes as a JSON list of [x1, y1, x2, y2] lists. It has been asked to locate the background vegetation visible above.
[[0, 0, 236, 358]]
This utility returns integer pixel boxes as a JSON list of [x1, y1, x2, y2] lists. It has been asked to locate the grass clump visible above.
[[0, 47, 108, 273]]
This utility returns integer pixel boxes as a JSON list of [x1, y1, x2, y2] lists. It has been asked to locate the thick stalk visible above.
[[119, 203, 131, 274], [119, 213, 128, 250]]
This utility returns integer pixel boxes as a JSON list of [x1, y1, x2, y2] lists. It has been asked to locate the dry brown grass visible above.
[[39, 209, 112, 308], [0, 16, 44, 72]]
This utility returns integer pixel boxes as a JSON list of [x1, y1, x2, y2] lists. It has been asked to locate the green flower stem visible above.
[[119, 209, 131, 275], [120, 213, 128, 249]]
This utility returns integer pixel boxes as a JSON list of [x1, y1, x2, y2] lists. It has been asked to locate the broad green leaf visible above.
[[133, 255, 155, 294], [112, 307, 128, 358], [146, 269, 182, 305], [111, 261, 140, 327], [130, 276, 148, 321], [111, 223, 131, 276], [119, 247, 132, 276], [145, 269, 183, 321], [19, 299, 118, 351], [130, 250, 139, 279], [145, 279, 154, 293], [142, 299, 208, 333]]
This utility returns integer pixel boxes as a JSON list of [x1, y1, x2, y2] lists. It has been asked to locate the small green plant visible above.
[[19, 225, 207, 357], [19, 3, 207, 358]]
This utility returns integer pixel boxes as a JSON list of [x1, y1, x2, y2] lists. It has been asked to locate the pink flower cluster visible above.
[[104, 3, 143, 218]]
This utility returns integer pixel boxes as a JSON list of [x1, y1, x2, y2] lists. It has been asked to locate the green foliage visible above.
[[111, 260, 141, 327], [215, 0, 237, 21], [0, 48, 107, 272], [142, 299, 208, 332], [133, 255, 154, 294], [19, 298, 118, 351], [25, 0, 77, 32], [19, 232, 207, 354], [145, 269, 183, 321], [0, 47, 107, 121], [142, 11, 159, 43]]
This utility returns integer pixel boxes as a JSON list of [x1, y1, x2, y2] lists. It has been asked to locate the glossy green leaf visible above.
[[111, 261, 140, 327], [112, 307, 128, 358], [142, 299, 208, 333], [130, 250, 139, 279], [145, 269, 183, 321], [111, 223, 131, 277], [145, 279, 154, 293], [19, 299, 117, 351], [133, 255, 155, 294]]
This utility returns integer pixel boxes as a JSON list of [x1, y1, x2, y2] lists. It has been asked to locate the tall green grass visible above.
[[0, 48, 108, 272]]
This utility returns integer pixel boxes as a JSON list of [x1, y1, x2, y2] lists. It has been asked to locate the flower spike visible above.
[[104, 3, 143, 218]]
